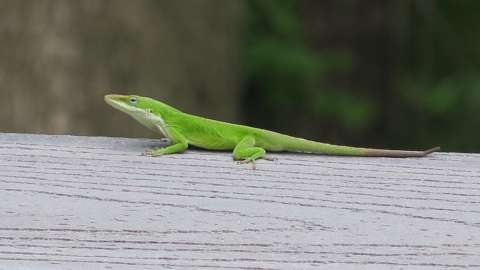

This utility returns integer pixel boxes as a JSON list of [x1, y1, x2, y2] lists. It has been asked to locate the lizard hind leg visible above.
[[233, 136, 268, 169]]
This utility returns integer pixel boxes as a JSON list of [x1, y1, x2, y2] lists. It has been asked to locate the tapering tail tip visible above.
[[424, 146, 441, 155]]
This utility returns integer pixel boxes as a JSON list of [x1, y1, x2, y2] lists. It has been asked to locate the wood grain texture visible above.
[[0, 133, 479, 269]]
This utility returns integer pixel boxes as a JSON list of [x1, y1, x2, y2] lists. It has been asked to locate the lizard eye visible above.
[[129, 97, 137, 104]]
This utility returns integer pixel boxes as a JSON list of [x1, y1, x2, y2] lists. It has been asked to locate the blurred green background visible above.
[[1, 0, 479, 152]]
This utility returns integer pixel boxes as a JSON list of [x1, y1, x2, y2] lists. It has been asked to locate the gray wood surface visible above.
[[0, 133, 479, 269]]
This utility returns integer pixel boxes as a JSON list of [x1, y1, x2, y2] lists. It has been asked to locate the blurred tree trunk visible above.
[[0, 0, 243, 137]]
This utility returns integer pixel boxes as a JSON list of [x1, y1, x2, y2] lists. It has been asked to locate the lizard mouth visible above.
[[104, 94, 137, 114]]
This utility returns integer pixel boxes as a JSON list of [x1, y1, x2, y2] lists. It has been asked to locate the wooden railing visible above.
[[1, 133, 479, 269]]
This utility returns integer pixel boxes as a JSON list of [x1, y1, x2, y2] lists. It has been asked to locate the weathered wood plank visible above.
[[0, 132, 479, 269]]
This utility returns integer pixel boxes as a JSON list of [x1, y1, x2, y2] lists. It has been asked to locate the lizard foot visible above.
[[237, 159, 256, 170], [142, 149, 163, 157], [263, 156, 277, 161]]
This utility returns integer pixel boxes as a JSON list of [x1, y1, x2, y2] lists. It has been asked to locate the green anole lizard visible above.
[[105, 94, 440, 166]]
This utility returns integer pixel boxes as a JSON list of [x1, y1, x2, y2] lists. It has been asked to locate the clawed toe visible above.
[[142, 149, 164, 157], [237, 159, 256, 170]]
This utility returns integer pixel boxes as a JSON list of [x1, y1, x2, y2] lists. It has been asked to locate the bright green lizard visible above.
[[105, 94, 440, 166]]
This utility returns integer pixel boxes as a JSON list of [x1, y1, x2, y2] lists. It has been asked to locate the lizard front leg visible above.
[[144, 127, 188, 156]]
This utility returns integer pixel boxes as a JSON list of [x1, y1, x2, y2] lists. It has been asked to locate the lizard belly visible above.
[[187, 135, 237, 150], [188, 139, 235, 150]]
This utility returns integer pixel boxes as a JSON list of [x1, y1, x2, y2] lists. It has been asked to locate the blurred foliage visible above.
[[394, 0, 480, 151], [243, 0, 378, 144], [243, 0, 480, 152]]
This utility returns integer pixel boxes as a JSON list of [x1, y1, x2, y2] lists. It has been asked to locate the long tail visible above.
[[282, 135, 440, 157]]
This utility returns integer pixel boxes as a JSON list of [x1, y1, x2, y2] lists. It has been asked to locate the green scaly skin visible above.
[[104, 94, 440, 166]]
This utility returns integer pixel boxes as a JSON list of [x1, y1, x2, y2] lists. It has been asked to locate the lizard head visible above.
[[104, 94, 151, 113], [104, 94, 172, 133]]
